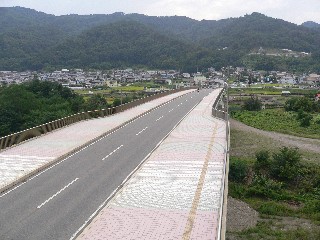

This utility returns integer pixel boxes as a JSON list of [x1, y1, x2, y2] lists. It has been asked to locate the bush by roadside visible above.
[[229, 147, 320, 222]]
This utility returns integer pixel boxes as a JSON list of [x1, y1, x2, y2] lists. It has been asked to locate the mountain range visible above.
[[0, 7, 320, 72]]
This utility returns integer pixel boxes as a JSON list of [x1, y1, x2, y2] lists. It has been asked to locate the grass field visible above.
[[229, 87, 318, 96], [231, 109, 320, 139], [234, 220, 320, 240]]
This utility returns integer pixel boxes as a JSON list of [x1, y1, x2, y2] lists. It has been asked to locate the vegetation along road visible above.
[[226, 90, 320, 240]]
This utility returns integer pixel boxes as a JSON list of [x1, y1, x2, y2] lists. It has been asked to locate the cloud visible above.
[[144, 0, 320, 24], [1, 0, 319, 24]]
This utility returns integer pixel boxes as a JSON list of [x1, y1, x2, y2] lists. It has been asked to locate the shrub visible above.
[[112, 98, 121, 107], [248, 175, 284, 199], [271, 147, 301, 183], [299, 113, 313, 127], [229, 183, 247, 199], [314, 114, 320, 124], [254, 150, 271, 176], [296, 109, 308, 120], [229, 158, 249, 183], [242, 95, 262, 111]]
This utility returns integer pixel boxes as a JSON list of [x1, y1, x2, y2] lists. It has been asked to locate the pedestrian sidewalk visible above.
[[0, 90, 194, 192], [76, 88, 227, 240]]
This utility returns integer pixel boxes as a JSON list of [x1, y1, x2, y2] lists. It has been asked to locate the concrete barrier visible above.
[[212, 86, 229, 240]]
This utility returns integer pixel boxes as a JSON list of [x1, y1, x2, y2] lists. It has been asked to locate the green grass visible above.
[[231, 220, 320, 240], [229, 88, 283, 95], [74, 89, 111, 95], [229, 87, 318, 96], [112, 86, 144, 91], [232, 109, 320, 139]]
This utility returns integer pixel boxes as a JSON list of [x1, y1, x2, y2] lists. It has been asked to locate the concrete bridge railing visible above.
[[212, 86, 229, 240]]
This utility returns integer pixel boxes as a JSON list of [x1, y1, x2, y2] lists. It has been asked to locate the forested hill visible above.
[[40, 21, 204, 70], [201, 13, 320, 52], [302, 21, 320, 32], [1, 7, 320, 72]]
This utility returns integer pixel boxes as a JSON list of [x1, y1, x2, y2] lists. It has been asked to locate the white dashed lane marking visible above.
[[136, 127, 148, 136], [37, 178, 79, 209], [102, 145, 124, 161], [156, 116, 164, 122]]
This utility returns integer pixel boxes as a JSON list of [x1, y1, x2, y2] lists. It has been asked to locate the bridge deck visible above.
[[76, 89, 227, 240], [0, 90, 194, 192]]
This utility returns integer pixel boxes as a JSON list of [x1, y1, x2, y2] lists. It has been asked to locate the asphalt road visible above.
[[0, 89, 212, 240]]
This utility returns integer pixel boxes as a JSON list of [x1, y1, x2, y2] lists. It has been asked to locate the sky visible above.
[[1, 0, 320, 25]]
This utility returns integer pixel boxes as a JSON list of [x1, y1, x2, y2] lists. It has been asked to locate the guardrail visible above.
[[0, 88, 195, 152], [212, 86, 229, 240]]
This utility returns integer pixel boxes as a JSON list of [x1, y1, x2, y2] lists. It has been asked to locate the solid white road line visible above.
[[136, 127, 148, 136], [102, 145, 124, 161], [37, 178, 79, 209]]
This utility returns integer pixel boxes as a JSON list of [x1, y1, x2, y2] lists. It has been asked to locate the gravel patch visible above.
[[226, 197, 259, 232]]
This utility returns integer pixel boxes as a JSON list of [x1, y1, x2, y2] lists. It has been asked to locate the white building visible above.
[[193, 73, 207, 86]]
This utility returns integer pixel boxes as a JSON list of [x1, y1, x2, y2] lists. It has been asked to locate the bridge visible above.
[[0, 87, 229, 240]]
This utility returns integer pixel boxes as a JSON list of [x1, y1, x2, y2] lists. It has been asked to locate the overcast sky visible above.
[[1, 0, 320, 25]]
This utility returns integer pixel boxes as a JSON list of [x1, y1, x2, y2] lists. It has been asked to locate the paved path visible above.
[[0, 90, 194, 192], [76, 89, 227, 240]]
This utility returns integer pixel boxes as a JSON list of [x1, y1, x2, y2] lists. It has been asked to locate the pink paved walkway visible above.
[[76, 89, 227, 240], [0, 90, 194, 192]]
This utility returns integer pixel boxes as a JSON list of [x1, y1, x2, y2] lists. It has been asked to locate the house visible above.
[[303, 74, 320, 85], [236, 67, 245, 73], [279, 75, 296, 85], [182, 73, 191, 78], [105, 80, 119, 87], [193, 73, 207, 86], [154, 79, 167, 84], [315, 93, 320, 101]]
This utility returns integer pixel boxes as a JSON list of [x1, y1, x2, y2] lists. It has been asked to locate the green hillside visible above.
[[1, 7, 320, 72], [40, 21, 207, 71]]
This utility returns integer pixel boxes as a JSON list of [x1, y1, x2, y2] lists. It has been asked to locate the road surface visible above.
[[0, 89, 212, 240]]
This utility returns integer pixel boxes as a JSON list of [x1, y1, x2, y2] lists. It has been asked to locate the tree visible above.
[[112, 98, 122, 107], [0, 81, 86, 137], [285, 97, 316, 112], [85, 94, 108, 110], [242, 95, 262, 111]]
